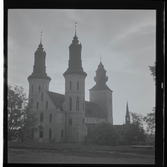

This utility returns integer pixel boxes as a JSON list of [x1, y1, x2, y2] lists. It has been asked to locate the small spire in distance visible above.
[[40, 31, 43, 44]]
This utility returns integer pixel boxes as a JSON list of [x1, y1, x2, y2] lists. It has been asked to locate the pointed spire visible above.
[[126, 102, 129, 116]]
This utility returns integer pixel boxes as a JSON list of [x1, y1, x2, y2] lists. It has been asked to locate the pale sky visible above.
[[8, 9, 156, 125]]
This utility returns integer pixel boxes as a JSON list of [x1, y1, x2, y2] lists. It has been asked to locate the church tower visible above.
[[28, 33, 51, 105], [89, 60, 113, 124], [125, 102, 130, 124], [63, 27, 87, 142]]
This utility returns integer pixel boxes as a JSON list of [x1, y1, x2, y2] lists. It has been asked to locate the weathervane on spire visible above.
[[75, 22, 77, 36], [100, 54, 102, 62], [40, 31, 43, 44]]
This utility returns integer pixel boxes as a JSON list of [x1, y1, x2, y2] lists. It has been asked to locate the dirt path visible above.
[[8, 148, 155, 164]]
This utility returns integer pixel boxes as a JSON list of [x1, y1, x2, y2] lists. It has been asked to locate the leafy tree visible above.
[[8, 85, 27, 140], [130, 112, 144, 129], [8, 85, 37, 141], [122, 124, 145, 144], [123, 112, 146, 144], [143, 107, 155, 138], [149, 62, 156, 82], [91, 122, 119, 146]]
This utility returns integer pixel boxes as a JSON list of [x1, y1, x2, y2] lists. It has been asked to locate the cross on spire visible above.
[[100, 54, 102, 62], [40, 31, 43, 44], [75, 22, 77, 36]]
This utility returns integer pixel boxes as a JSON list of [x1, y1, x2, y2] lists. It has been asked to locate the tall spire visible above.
[[63, 24, 87, 77], [126, 102, 130, 116], [125, 102, 130, 124], [28, 33, 51, 81]]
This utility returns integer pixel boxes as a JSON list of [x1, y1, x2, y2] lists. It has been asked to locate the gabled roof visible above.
[[47, 91, 65, 111], [46, 91, 106, 118], [85, 101, 106, 118]]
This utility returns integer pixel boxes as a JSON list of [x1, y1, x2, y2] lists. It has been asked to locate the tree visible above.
[[143, 107, 155, 138], [19, 107, 37, 141], [149, 62, 156, 82], [8, 85, 27, 140], [8, 85, 37, 141], [123, 112, 146, 144], [91, 122, 119, 146]]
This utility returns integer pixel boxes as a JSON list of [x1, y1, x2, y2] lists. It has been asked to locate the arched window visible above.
[[49, 113, 52, 122], [61, 130, 63, 139], [39, 86, 41, 92], [36, 101, 39, 110], [69, 118, 72, 125], [39, 125, 43, 138], [70, 81, 72, 90], [41, 93, 43, 101], [77, 81, 79, 90], [82, 97, 84, 111], [31, 128, 34, 138], [76, 97, 79, 111], [69, 97, 72, 111], [40, 112, 44, 123], [46, 101, 48, 109], [31, 85, 33, 93], [82, 118, 84, 125], [31, 99, 33, 104], [49, 128, 52, 138]]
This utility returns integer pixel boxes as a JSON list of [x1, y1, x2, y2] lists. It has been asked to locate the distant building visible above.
[[27, 30, 130, 142]]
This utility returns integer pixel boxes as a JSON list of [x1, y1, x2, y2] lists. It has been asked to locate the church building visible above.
[[28, 29, 130, 142]]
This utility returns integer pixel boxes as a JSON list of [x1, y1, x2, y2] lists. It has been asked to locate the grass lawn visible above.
[[6, 141, 155, 164]]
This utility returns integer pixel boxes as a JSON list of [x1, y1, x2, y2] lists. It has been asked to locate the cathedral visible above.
[[28, 29, 130, 143]]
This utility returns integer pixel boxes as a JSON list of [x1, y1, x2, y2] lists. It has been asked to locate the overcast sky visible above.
[[8, 9, 155, 125]]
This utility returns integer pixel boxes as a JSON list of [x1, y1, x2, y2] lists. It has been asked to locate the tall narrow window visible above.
[[40, 112, 44, 123], [70, 81, 72, 90], [41, 93, 43, 101], [82, 97, 84, 111], [69, 118, 72, 125], [82, 118, 84, 125], [69, 97, 72, 111], [61, 130, 63, 139], [31, 99, 33, 104], [49, 128, 52, 138], [76, 97, 79, 111], [77, 81, 79, 90], [46, 101, 48, 109], [39, 86, 41, 92], [39, 126, 43, 138], [83, 82, 84, 91], [31, 85, 33, 93], [31, 128, 34, 138], [36, 101, 39, 110], [49, 113, 52, 122]]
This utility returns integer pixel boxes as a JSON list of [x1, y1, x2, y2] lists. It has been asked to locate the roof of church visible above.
[[85, 101, 106, 118], [47, 91, 65, 111], [90, 83, 112, 92], [47, 91, 106, 118]]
